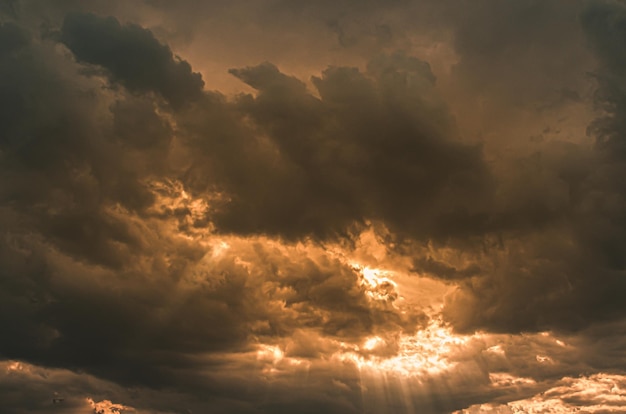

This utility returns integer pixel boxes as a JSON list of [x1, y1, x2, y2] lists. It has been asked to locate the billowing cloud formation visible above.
[[61, 12, 204, 109], [189, 58, 491, 242], [437, 0, 626, 334], [1, 1, 626, 413]]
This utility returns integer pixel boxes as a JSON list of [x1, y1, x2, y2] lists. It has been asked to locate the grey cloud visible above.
[[182, 58, 493, 243], [61, 12, 204, 109], [449, 0, 591, 109], [441, 220, 626, 333], [1, 2, 626, 413], [0, 359, 230, 414], [433, 1, 626, 334], [0, 35, 162, 268], [0, 362, 114, 414], [0, 229, 425, 412], [386, 130, 620, 336], [3, 22, 426, 395], [44, 6, 626, 339], [111, 97, 172, 150], [582, 1, 626, 79], [0, 22, 28, 55], [582, 0, 626, 155]]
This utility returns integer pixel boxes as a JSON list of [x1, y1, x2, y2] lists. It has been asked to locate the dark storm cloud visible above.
[[61, 12, 204, 109], [180, 57, 493, 242], [0, 23, 422, 383], [3, 0, 617, 345], [439, 157, 626, 333], [0, 13, 241, 393], [0, 22, 28, 55], [449, 0, 590, 108], [2, 1, 626, 414], [0, 32, 166, 269], [432, 0, 626, 335]]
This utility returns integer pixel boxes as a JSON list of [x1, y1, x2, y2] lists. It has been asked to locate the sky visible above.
[[1, 0, 626, 413]]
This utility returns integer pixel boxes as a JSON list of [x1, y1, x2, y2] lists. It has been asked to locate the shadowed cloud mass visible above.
[[1, 1, 626, 413]]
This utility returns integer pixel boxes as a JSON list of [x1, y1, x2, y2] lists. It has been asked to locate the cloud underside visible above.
[[1, 1, 626, 413]]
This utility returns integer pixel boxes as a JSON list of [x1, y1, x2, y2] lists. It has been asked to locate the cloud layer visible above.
[[1, 1, 626, 413]]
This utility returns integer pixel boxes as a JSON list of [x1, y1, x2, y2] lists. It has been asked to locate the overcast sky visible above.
[[1, 0, 626, 413]]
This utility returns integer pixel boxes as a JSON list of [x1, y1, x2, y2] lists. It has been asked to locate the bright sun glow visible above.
[[86, 398, 131, 414], [305, 264, 477, 378], [335, 318, 474, 378], [359, 266, 397, 289], [257, 344, 284, 362], [255, 344, 307, 374], [355, 265, 400, 302], [363, 336, 385, 351]]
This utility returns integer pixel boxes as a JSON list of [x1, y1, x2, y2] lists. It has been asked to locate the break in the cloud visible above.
[[1, 1, 626, 413]]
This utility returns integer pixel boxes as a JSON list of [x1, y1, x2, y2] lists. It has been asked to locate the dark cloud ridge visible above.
[[61, 12, 204, 109], [184, 59, 495, 244]]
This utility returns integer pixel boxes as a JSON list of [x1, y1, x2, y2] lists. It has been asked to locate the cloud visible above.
[[178, 57, 493, 243], [582, 0, 626, 154], [0, 22, 29, 55], [1, 1, 626, 413], [428, 0, 626, 335], [449, 0, 590, 108], [457, 373, 626, 414], [61, 12, 204, 109]]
